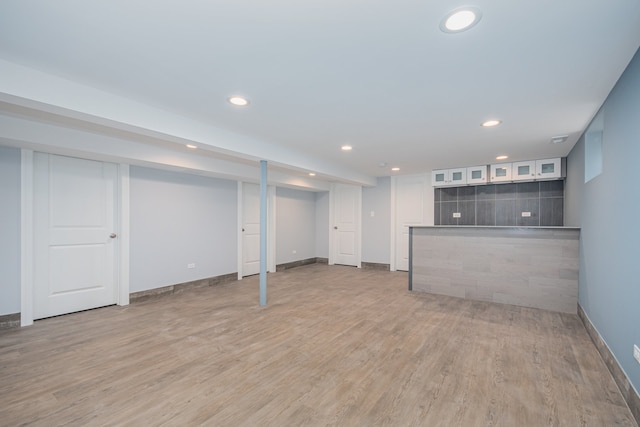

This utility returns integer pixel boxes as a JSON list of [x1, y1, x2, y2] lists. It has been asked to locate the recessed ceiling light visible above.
[[551, 135, 569, 144], [186, 144, 197, 149], [440, 7, 482, 33], [496, 155, 509, 160], [341, 145, 353, 151], [481, 120, 502, 127], [308, 172, 316, 176], [228, 96, 249, 107], [391, 167, 400, 171]]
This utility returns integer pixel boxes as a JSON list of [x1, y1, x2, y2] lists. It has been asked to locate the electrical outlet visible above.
[[634, 345, 640, 364], [187, 263, 196, 269]]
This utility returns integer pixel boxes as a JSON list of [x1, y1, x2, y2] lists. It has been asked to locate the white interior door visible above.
[[393, 174, 429, 271], [33, 153, 118, 319], [242, 183, 261, 276], [238, 182, 275, 278], [331, 183, 361, 267]]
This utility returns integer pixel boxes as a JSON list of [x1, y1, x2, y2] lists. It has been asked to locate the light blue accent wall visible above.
[[129, 166, 237, 292], [566, 47, 640, 394], [276, 187, 316, 264], [0, 146, 21, 315], [362, 177, 391, 264]]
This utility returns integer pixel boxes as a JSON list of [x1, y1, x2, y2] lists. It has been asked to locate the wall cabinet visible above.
[[466, 165, 488, 185], [536, 158, 562, 179], [512, 160, 536, 180], [431, 167, 467, 187], [512, 159, 562, 181], [490, 163, 512, 183], [432, 158, 563, 187]]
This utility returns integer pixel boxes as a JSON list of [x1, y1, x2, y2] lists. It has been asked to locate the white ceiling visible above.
[[1, 1, 639, 185]]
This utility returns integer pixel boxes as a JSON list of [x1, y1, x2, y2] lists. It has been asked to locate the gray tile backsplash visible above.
[[434, 181, 564, 227], [496, 199, 517, 226], [476, 200, 495, 226]]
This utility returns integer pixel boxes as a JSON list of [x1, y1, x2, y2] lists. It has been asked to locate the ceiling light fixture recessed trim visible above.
[[391, 167, 400, 171], [228, 96, 250, 107], [341, 145, 353, 151], [496, 155, 509, 160], [308, 172, 316, 176], [550, 135, 569, 144], [440, 7, 482, 33], [481, 119, 502, 127], [186, 144, 198, 149]]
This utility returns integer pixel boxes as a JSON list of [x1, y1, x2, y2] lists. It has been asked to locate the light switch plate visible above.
[[453, 212, 461, 218], [521, 212, 531, 217]]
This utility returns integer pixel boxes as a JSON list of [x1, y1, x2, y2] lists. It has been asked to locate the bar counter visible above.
[[409, 226, 580, 313]]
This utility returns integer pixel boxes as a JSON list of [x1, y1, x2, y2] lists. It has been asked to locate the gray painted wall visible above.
[[362, 177, 391, 264], [566, 47, 640, 394], [315, 191, 329, 258], [564, 136, 583, 227], [129, 166, 237, 292], [0, 146, 21, 315], [275, 187, 316, 264]]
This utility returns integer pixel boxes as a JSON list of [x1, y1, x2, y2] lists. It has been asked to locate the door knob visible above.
[[334, 226, 338, 230], [110, 233, 117, 238]]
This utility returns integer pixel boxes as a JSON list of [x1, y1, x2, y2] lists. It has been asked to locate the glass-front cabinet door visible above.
[[490, 163, 512, 182], [536, 158, 562, 179], [449, 167, 466, 185], [512, 160, 536, 181], [431, 169, 449, 187], [466, 165, 487, 184]]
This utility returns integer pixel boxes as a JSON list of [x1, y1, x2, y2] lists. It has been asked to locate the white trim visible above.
[[236, 181, 243, 280], [117, 164, 130, 305], [389, 176, 397, 271], [20, 149, 34, 327]]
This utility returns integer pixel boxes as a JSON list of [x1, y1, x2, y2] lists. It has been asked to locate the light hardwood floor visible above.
[[0, 264, 636, 426]]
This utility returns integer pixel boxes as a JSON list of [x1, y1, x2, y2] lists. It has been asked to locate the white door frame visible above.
[[237, 182, 276, 279], [20, 150, 130, 326]]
